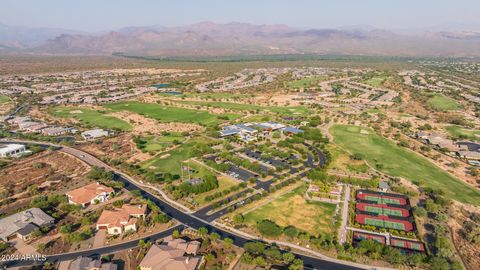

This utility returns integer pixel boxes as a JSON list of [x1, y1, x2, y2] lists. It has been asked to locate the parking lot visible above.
[[244, 149, 289, 168], [227, 164, 258, 181]]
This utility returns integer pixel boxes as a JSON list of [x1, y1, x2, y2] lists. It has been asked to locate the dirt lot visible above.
[[77, 133, 144, 162], [449, 209, 480, 270], [0, 103, 12, 115], [0, 150, 90, 215]]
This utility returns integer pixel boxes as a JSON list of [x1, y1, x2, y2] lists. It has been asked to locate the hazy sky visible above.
[[2, 0, 479, 31]]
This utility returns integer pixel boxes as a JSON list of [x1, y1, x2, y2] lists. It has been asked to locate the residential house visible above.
[[139, 238, 201, 270], [81, 129, 109, 140], [68, 256, 117, 270], [24, 123, 48, 133], [96, 204, 147, 235], [17, 121, 42, 130], [66, 182, 114, 207], [456, 150, 480, 161], [0, 208, 54, 241], [41, 126, 77, 136]]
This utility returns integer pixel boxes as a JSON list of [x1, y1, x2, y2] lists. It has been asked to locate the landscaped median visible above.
[[330, 124, 480, 206]]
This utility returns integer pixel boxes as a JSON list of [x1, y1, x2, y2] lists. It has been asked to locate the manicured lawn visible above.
[[427, 94, 462, 111], [48, 107, 132, 131], [445, 125, 480, 142], [330, 125, 480, 205], [105, 101, 240, 126], [183, 161, 216, 179], [286, 76, 328, 89], [141, 136, 218, 175], [364, 76, 388, 87], [137, 133, 185, 153], [0, 95, 10, 105], [172, 100, 310, 116], [243, 185, 337, 236], [182, 92, 253, 100], [194, 175, 238, 205]]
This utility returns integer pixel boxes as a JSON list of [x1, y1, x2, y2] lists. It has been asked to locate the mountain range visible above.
[[1, 21, 480, 57]]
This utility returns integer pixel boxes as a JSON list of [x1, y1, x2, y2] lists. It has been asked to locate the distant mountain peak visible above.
[[1, 21, 479, 57]]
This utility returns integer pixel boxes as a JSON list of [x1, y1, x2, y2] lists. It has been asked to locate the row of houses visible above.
[[39, 86, 159, 105], [3, 116, 77, 136], [65, 235, 202, 270], [2, 116, 110, 140], [416, 132, 480, 166], [219, 122, 304, 142], [195, 68, 284, 92], [66, 182, 146, 235]]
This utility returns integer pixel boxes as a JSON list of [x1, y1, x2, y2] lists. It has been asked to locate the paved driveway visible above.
[[12, 239, 39, 256], [93, 229, 106, 248]]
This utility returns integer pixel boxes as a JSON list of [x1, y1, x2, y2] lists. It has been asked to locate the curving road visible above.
[[0, 139, 371, 270]]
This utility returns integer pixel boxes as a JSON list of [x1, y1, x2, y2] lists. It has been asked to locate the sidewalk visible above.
[[338, 185, 350, 244]]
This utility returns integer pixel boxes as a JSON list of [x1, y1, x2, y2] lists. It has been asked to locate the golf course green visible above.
[[330, 125, 480, 205], [49, 107, 132, 131], [105, 101, 240, 126]]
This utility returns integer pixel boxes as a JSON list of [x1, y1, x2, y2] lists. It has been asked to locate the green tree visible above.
[[263, 247, 282, 261], [198, 227, 209, 237], [37, 243, 47, 252], [209, 232, 220, 242], [429, 257, 449, 270], [223, 237, 234, 249], [243, 242, 265, 255], [413, 206, 427, 217], [282, 252, 295, 263], [253, 256, 267, 267], [257, 219, 282, 237], [284, 226, 299, 239], [289, 258, 304, 270], [205, 253, 216, 262]]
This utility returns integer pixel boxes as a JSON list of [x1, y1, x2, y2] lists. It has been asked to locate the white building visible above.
[[81, 129, 109, 140], [0, 144, 29, 158]]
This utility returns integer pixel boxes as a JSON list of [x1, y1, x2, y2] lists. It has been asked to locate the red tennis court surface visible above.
[[353, 232, 386, 244], [391, 238, 425, 252]]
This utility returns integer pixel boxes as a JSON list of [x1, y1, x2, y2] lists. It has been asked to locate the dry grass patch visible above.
[[243, 185, 336, 236]]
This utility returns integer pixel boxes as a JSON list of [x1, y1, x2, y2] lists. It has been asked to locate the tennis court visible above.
[[354, 233, 385, 244], [384, 220, 406, 230], [365, 195, 403, 205], [365, 217, 385, 227], [365, 205, 404, 216], [391, 239, 424, 251], [365, 217, 406, 230], [410, 242, 423, 251]]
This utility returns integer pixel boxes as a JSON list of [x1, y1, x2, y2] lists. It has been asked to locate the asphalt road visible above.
[[0, 140, 365, 270], [3, 225, 183, 268]]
